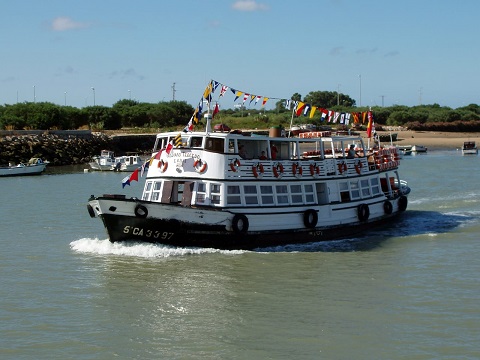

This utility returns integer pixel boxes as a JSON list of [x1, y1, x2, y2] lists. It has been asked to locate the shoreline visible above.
[[366, 130, 480, 150]]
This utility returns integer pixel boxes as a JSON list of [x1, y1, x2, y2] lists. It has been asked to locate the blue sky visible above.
[[1, 0, 479, 110]]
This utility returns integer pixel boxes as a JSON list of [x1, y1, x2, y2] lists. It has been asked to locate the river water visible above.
[[1, 151, 479, 359]]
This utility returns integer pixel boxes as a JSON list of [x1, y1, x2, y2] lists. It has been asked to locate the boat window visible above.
[[227, 185, 241, 205], [304, 184, 316, 204], [190, 137, 203, 148], [275, 185, 289, 205], [142, 181, 153, 201], [349, 180, 360, 200], [211, 183, 222, 205], [151, 181, 162, 202], [260, 185, 274, 205], [339, 182, 350, 202], [195, 182, 207, 204], [228, 139, 235, 153], [290, 184, 303, 204], [315, 183, 329, 204], [360, 179, 371, 197], [205, 138, 225, 153], [370, 178, 380, 195], [244, 185, 258, 205]]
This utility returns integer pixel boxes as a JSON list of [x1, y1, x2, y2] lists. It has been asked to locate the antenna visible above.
[[171, 82, 176, 101]]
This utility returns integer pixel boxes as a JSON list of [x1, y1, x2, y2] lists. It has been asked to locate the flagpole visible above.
[[288, 106, 295, 138]]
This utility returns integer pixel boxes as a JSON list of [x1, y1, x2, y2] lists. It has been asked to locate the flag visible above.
[[242, 93, 249, 104], [366, 111, 374, 138], [203, 81, 213, 101], [303, 104, 311, 117], [166, 141, 174, 154], [219, 85, 228, 97], [121, 175, 130, 188], [254, 95, 262, 105], [295, 101, 306, 116], [309, 106, 317, 119], [285, 99, 291, 110], [234, 91, 243, 102], [154, 149, 163, 160], [140, 161, 149, 177], [262, 97, 269, 107], [121, 168, 139, 188], [249, 94, 256, 105], [213, 103, 220, 117]]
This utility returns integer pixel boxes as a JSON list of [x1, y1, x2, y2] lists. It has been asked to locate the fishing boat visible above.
[[0, 158, 48, 177], [112, 153, 144, 172], [88, 150, 117, 171], [462, 141, 478, 155], [87, 120, 411, 250]]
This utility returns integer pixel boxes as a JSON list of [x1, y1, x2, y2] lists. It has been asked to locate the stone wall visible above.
[[0, 132, 156, 166]]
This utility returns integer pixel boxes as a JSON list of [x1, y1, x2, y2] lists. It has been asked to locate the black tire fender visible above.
[[358, 203, 370, 222], [303, 209, 318, 228], [398, 195, 408, 212], [232, 214, 249, 235], [87, 204, 96, 218], [384, 200, 393, 215], [134, 204, 148, 218]]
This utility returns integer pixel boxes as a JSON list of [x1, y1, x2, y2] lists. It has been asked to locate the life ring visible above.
[[232, 214, 249, 234], [134, 204, 148, 218], [272, 163, 284, 178], [157, 159, 168, 172], [87, 204, 96, 218], [303, 209, 318, 228], [252, 163, 265, 178], [357, 203, 370, 221], [337, 161, 347, 174], [354, 160, 363, 174], [193, 159, 207, 173], [398, 195, 408, 211], [384, 200, 393, 215], [292, 162, 303, 177], [229, 158, 241, 172]]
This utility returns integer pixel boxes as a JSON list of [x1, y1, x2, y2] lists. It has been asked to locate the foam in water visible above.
[[70, 238, 246, 258]]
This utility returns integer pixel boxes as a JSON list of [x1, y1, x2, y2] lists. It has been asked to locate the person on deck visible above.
[[346, 144, 357, 159], [270, 144, 278, 160]]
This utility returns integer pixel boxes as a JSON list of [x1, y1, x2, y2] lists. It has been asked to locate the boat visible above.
[[87, 116, 411, 250], [0, 158, 48, 177], [462, 141, 478, 155], [411, 145, 427, 153], [112, 153, 144, 172], [88, 150, 117, 171]]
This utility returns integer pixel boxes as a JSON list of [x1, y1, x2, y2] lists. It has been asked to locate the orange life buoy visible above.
[[354, 159, 363, 174], [252, 163, 265, 178], [158, 159, 168, 172], [273, 163, 284, 178], [229, 158, 241, 172], [337, 161, 347, 174], [193, 159, 207, 173], [292, 162, 303, 177]]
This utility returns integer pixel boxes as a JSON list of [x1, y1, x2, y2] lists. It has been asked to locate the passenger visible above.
[[270, 144, 278, 160], [259, 151, 267, 160], [346, 144, 357, 159], [239, 145, 248, 159]]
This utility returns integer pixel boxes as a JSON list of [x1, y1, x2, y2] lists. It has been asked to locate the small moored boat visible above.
[[88, 150, 117, 171], [0, 158, 48, 177], [462, 141, 478, 155], [112, 153, 144, 172]]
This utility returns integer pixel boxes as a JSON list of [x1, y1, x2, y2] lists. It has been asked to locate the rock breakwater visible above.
[[0, 132, 156, 166]]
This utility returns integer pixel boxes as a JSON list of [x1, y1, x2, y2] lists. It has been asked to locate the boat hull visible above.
[[88, 196, 408, 250], [0, 163, 46, 177]]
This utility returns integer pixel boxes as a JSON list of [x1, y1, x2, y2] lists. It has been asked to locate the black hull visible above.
[[99, 213, 401, 250]]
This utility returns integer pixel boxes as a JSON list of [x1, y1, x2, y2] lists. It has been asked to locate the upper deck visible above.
[[148, 131, 400, 181]]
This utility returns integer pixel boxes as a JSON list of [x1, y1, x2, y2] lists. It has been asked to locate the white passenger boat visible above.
[[462, 141, 478, 155], [87, 120, 411, 249], [0, 158, 48, 177], [411, 145, 427, 153], [88, 150, 117, 171]]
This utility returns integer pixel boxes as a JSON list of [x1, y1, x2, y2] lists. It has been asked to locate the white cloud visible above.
[[232, 0, 269, 11], [51, 17, 90, 31]]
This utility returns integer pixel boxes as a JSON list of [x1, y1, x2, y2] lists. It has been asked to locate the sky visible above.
[[1, 0, 479, 110]]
